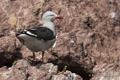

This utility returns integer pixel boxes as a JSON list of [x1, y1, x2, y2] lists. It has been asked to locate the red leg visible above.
[[33, 52, 35, 65], [33, 52, 35, 60], [42, 51, 45, 62]]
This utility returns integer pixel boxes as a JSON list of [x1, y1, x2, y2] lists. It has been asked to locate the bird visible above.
[[16, 11, 63, 63]]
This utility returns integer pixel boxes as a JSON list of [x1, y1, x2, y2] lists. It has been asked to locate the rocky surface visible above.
[[0, 60, 82, 80], [90, 63, 120, 80], [0, 0, 120, 80], [0, 35, 21, 67]]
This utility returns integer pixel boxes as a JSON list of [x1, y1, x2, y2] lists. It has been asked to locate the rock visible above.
[[0, 66, 10, 80], [52, 71, 83, 80], [0, 35, 21, 67], [0, 60, 82, 80], [0, 0, 120, 80], [0, 6, 11, 37], [90, 63, 120, 80]]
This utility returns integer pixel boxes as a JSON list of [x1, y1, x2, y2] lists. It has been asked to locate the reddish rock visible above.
[[0, 35, 21, 67], [90, 63, 120, 80], [0, 66, 10, 80], [0, 6, 10, 37], [0, 0, 120, 80], [52, 70, 83, 80], [0, 60, 82, 80]]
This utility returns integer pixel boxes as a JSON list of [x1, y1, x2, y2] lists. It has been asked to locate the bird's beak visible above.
[[55, 15, 63, 19]]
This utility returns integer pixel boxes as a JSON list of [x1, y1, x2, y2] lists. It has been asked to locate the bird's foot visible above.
[[25, 56, 37, 65], [57, 66, 67, 75]]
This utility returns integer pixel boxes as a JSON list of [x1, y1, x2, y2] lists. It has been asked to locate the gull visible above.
[[16, 11, 63, 63]]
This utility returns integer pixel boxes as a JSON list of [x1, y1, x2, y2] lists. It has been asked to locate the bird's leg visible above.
[[42, 51, 45, 62], [32, 52, 35, 65]]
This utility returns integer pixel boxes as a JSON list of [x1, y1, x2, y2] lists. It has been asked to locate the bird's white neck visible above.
[[43, 21, 56, 35]]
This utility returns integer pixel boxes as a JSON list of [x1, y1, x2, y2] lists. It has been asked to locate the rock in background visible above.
[[0, 0, 120, 80]]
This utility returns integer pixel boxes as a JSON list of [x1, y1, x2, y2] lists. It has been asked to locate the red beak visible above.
[[55, 15, 63, 19]]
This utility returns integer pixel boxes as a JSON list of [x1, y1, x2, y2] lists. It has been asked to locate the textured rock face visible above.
[[0, 60, 82, 80], [0, 0, 120, 80], [0, 35, 21, 67], [90, 63, 120, 80]]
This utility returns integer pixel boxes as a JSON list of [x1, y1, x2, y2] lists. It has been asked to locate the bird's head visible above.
[[42, 11, 63, 22]]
